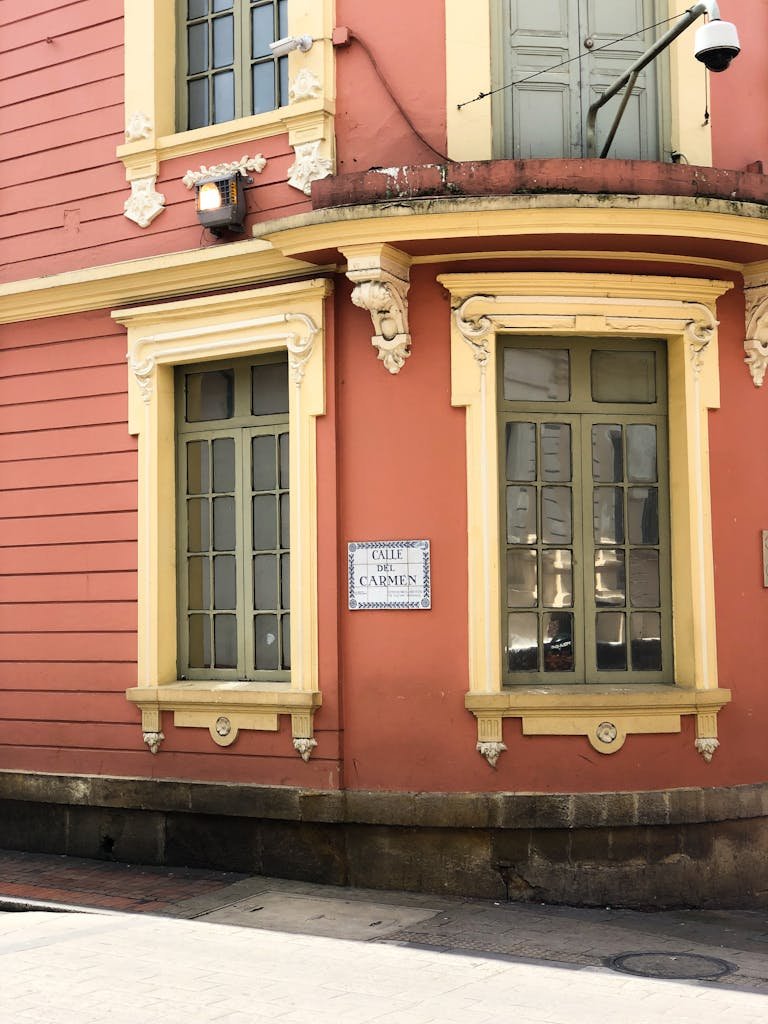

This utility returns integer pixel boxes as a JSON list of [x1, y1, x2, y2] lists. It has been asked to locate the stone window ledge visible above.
[[467, 686, 731, 759], [127, 683, 322, 756]]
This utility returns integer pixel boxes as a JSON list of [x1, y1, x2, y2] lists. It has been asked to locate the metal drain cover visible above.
[[609, 951, 736, 980]]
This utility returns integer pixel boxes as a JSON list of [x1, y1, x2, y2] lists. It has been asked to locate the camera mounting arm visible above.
[[586, 2, 733, 159]]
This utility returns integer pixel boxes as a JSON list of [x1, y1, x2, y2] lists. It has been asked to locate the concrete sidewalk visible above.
[[0, 849, 767, 1022]]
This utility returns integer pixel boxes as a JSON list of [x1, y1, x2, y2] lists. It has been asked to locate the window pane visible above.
[[541, 486, 571, 544], [214, 614, 237, 667], [540, 423, 571, 481], [627, 487, 659, 544], [186, 370, 234, 422], [188, 614, 211, 668], [281, 613, 291, 669], [252, 361, 289, 415], [507, 613, 538, 671], [542, 549, 572, 608], [253, 553, 278, 609], [252, 61, 276, 114], [187, 498, 210, 551], [591, 351, 656, 403], [213, 69, 235, 123], [187, 77, 209, 130], [543, 612, 573, 672], [594, 548, 626, 607], [278, 54, 288, 106], [505, 422, 536, 481], [279, 432, 289, 488], [592, 424, 623, 482], [631, 612, 662, 671], [213, 495, 235, 550], [187, 22, 209, 74], [280, 552, 290, 606], [506, 549, 537, 608], [212, 13, 234, 68], [630, 549, 660, 607], [279, 493, 290, 548], [252, 435, 277, 491], [503, 348, 570, 402], [188, 0, 208, 17], [596, 612, 627, 670], [506, 485, 536, 544], [593, 487, 624, 544], [626, 425, 657, 482], [253, 494, 277, 549], [213, 0, 233, 12], [186, 441, 209, 494], [212, 437, 235, 492], [278, 0, 288, 37], [188, 557, 210, 609], [213, 554, 236, 609], [252, 3, 275, 57], [255, 613, 279, 670]]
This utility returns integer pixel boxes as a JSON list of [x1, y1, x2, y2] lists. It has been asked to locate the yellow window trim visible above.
[[445, 0, 713, 166], [120, 0, 335, 181], [112, 278, 332, 758], [439, 271, 732, 763]]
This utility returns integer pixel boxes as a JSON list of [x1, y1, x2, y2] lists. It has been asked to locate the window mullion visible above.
[[238, 0, 250, 119]]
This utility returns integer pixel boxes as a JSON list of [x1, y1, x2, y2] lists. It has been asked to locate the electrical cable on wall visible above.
[[347, 30, 451, 163]]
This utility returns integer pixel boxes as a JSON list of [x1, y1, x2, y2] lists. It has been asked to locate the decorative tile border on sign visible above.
[[348, 540, 431, 610]]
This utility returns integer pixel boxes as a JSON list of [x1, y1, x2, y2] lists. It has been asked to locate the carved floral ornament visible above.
[[287, 140, 333, 195], [127, 311, 319, 404], [452, 293, 719, 377], [743, 278, 768, 387], [124, 176, 166, 229], [182, 154, 267, 190], [344, 245, 413, 373]]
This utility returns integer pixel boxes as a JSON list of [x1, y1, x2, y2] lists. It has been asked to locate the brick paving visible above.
[[0, 848, 245, 913]]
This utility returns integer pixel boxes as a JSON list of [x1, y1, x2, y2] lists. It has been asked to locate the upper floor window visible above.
[[495, 0, 662, 159], [179, 0, 289, 130]]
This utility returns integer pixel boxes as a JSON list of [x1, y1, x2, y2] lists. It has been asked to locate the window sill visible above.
[[117, 99, 334, 179], [466, 685, 731, 758], [127, 682, 322, 755]]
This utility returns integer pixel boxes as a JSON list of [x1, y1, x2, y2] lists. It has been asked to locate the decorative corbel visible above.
[[475, 714, 506, 768], [743, 272, 768, 387], [695, 709, 720, 763], [124, 176, 166, 228], [344, 244, 413, 373], [287, 140, 333, 195]]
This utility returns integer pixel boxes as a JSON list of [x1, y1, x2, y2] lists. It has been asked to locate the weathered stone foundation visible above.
[[1, 772, 766, 909]]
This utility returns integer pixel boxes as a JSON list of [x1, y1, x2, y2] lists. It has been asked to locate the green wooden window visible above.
[[499, 337, 672, 685], [179, 0, 289, 130], [495, 0, 661, 160], [176, 356, 290, 681]]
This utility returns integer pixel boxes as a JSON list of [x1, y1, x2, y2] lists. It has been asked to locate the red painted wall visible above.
[[334, 0, 447, 174], [709, 0, 768, 170], [0, 307, 342, 788], [0, 1, 311, 285]]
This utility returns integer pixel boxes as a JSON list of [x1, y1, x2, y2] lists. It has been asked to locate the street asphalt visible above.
[[0, 849, 766, 1022]]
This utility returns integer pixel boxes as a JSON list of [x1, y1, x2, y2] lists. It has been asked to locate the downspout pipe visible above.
[[586, 2, 720, 159]]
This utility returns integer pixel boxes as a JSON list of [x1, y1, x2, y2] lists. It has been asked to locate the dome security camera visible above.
[[694, 19, 740, 72]]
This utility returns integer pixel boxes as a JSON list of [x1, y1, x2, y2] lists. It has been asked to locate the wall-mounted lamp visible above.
[[269, 34, 313, 58], [194, 173, 250, 237]]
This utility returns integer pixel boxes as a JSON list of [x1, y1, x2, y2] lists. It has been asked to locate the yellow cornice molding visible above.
[[412, 250, 744, 273], [261, 197, 768, 258], [436, 272, 733, 305], [0, 242, 327, 325]]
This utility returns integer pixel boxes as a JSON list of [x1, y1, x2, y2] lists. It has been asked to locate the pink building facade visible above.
[[1, 0, 768, 905]]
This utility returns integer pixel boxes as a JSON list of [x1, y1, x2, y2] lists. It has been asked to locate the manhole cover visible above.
[[609, 952, 736, 980]]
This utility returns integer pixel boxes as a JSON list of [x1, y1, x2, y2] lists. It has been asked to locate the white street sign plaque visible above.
[[348, 540, 431, 610]]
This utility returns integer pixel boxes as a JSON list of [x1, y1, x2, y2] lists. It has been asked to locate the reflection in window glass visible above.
[[596, 612, 627, 670], [506, 486, 537, 545], [503, 349, 570, 402], [591, 350, 656, 403], [505, 422, 536, 481], [540, 423, 571, 481], [186, 370, 234, 422], [506, 549, 537, 608], [543, 612, 573, 672], [507, 613, 538, 671]]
